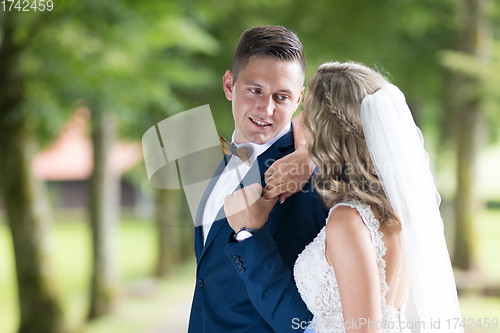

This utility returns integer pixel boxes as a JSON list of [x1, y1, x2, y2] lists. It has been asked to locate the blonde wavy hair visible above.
[[302, 61, 400, 228]]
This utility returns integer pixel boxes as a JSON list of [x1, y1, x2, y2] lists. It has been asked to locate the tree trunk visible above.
[[154, 189, 181, 277], [450, 0, 491, 270], [178, 195, 195, 262], [87, 107, 120, 319], [0, 13, 64, 333], [452, 76, 480, 270]]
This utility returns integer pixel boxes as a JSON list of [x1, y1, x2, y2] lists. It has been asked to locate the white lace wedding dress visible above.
[[294, 201, 411, 333]]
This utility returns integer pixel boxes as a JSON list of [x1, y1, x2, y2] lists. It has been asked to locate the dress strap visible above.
[[327, 201, 380, 233]]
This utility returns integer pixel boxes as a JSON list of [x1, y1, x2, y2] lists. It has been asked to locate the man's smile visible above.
[[249, 117, 272, 127]]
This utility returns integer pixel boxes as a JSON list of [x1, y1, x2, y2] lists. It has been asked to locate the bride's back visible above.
[[324, 203, 410, 314], [374, 207, 410, 311]]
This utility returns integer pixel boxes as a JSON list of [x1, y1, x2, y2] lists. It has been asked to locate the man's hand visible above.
[[224, 183, 279, 233], [263, 147, 315, 203]]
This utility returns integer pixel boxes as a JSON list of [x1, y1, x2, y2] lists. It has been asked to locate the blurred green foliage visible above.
[[439, 42, 500, 142], [1, 0, 220, 148], [2, 0, 498, 146]]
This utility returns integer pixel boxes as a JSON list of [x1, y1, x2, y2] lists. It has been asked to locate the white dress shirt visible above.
[[201, 123, 291, 245]]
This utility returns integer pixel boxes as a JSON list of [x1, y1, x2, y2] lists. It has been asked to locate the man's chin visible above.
[[246, 133, 274, 145]]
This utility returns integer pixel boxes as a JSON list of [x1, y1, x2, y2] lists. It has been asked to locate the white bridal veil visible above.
[[361, 84, 463, 333]]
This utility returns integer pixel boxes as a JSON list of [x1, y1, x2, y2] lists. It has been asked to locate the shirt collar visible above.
[[230, 122, 291, 165]]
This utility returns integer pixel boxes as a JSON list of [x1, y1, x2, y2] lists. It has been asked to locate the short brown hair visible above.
[[231, 25, 306, 83]]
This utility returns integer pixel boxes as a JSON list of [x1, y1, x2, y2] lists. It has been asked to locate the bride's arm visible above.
[[325, 206, 382, 333]]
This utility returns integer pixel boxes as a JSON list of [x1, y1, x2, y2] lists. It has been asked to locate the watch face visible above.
[[235, 230, 253, 242]]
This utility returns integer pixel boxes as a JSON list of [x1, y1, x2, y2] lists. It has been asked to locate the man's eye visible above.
[[277, 95, 289, 101], [250, 88, 261, 94]]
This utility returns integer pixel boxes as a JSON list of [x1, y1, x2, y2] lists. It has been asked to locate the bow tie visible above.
[[219, 136, 251, 167]]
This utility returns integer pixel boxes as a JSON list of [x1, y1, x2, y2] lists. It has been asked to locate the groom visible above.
[[188, 26, 327, 333]]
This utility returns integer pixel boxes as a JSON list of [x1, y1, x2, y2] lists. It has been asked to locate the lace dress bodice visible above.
[[293, 201, 410, 333]]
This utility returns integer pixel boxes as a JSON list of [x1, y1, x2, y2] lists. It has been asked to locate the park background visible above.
[[1, 0, 500, 332]]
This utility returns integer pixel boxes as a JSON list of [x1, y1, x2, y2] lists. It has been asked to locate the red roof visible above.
[[32, 107, 143, 181]]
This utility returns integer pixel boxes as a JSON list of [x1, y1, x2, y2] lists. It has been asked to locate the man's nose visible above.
[[259, 94, 275, 116]]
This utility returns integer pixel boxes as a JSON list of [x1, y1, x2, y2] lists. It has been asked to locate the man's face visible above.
[[223, 56, 304, 144]]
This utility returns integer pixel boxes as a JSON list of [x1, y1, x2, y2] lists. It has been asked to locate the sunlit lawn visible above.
[[475, 210, 500, 280], [0, 209, 499, 333], [459, 209, 500, 333], [0, 210, 195, 333]]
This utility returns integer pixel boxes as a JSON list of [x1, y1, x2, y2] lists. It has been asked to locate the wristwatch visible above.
[[234, 227, 258, 242]]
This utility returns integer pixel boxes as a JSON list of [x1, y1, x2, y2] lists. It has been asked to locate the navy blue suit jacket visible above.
[[188, 126, 328, 333]]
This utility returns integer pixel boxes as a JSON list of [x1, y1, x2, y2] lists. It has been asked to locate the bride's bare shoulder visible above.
[[324, 204, 379, 279], [325, 205, 371, 246]]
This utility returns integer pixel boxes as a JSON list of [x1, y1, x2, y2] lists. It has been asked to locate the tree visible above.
[[0, 12, 65, 333], [155, 189, 182, 277], [57, 1, 220, 316], [87, 108, 120, 318], [439, 0, 495, 270]]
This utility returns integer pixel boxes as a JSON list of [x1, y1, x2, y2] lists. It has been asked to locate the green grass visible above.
[[0, 209, 499, 333], [458, 209, 500, 333], [460, 296, 500, 333], [0, 211, 195, 333], [476, 210, 500, 280], [82, 262, 195, 333], [0, 220, 17, 333]]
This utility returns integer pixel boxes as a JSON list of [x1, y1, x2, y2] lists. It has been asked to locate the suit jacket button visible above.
[[235, 260, 243, 267], [232, 255, 240, 261], [197, 279, 204, 288], [238, 266, 245, 273]]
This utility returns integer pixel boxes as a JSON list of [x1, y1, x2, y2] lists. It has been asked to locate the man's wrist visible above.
[[234, 227, 259, 242]]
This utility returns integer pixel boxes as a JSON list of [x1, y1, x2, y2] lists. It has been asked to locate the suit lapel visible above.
[[197, 126, 295, 265]]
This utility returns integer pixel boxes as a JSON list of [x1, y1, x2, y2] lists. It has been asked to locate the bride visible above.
[[278, 62, 462, 332]]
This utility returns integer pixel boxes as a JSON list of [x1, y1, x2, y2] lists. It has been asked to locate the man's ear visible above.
[[296, 86, 305, 105], [223, 70, 234, 101]]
